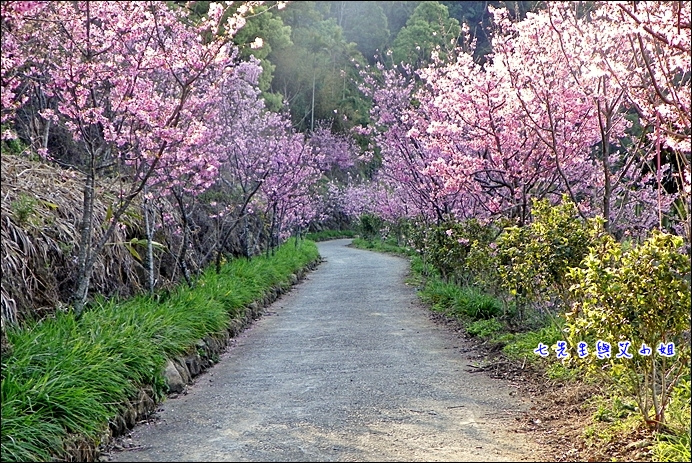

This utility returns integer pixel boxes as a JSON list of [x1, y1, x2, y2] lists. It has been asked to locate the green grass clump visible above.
[[418, 278, 463, 312], [351, 237, 413, 256], [545, 361, 580, 381], [418, 277, 501, 321], [466, 318, 503, 338], [1, 313, 143, 462], [501, 320, 565, 362], [409, 255, 438, 279], [461, 288, 502, 320], [652, 378, 691, 462], [1, 238, 319, 462]]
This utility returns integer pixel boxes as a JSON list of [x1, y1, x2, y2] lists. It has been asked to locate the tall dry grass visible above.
[[1, 154, 144, 330]]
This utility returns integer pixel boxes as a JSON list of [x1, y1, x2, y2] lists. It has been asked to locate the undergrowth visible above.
[[332, 235, 691, 461], [0, 238, 319, 462], [304, 229, 356, 242], [350, 236, 413, 256], [651, 378, 691, 462]]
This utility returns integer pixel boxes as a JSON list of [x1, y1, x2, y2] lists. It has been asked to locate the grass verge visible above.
[[350, 237, 413, 256], [651, 377, 691, 462], [304, 229, 356, 242], [0, 238, 319, 462], [353, 236, 692, 461]]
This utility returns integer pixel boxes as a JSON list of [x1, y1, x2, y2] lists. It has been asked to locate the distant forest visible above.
[[200, 1, 542, 133]]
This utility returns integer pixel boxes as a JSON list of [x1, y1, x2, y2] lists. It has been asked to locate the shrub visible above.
[[564, 230, 691, 430], [409, 218, 497, 284], [357, 213, 383, 240], [465, 237, 502, 296], [495, 195, 599, 318]]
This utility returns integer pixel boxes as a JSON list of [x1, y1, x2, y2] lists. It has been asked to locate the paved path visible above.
[[108, 239, 546, 462]]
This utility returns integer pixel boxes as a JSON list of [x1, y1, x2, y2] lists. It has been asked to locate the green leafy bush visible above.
[[495, 196, 599, 318], [465, 237, 502, 296], [0, 124, 28, 155], [10, 193, 38, 226], [565, 230, 691, 430], [409, 218, 497, 284], [357, 213, 384, 240]]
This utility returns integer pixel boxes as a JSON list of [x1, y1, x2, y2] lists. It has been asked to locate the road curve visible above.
[[108, 239, 547, 462]]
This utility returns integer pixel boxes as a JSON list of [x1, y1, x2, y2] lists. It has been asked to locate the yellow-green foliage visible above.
[[496, 196, 598, 312], [409, 218, 497, 284], [565, 230, 691, 430]]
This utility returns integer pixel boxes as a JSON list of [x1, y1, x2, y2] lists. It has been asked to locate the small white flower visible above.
[[250, 37, 263, 49]]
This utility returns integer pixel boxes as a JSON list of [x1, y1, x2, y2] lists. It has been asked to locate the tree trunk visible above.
[[311, 69, 316, 132], [143, 185, 155, 295], [173, 189, 193, 287], [72, 150, 97, 317], [597, 97, 613, 233]]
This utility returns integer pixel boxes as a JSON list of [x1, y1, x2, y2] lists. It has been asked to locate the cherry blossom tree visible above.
[[405, 1, 688, 241], [307, 122, 362, 174], [1, 1, 263, 315], [417, 48, 563, 226], [258, 128, 323, 253], [303, 122, 373, 229], [487, 5, 609, 222], [488, 1, 688, 239], [596, 1, 691, 243], [200, 57, 273, 270], [183, 59, 328, 269], [1, 1, 46, 141], [356, 63, 470, 225]]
